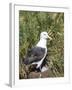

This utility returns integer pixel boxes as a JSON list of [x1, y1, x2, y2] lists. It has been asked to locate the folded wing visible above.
[[24, 47, 45, 65]]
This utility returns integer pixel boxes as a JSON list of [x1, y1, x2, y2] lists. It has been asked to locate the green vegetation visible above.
[[19, 10, 64, 78]]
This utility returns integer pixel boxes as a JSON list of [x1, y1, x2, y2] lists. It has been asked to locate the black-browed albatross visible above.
[[24, 32, 52, 72]]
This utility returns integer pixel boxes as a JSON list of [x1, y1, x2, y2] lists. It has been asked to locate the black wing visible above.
[[24, 47, 45, 65]]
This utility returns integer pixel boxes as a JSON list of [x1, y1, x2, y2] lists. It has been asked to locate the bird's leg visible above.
[[39, 66, 42, 78], [39, 66, 42, 72]]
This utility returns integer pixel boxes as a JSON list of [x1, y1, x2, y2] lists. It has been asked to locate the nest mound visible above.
[[19, 64, 55, 79]]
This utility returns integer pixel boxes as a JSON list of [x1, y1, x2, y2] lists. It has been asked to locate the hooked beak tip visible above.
[[48, 36, 52, 40]]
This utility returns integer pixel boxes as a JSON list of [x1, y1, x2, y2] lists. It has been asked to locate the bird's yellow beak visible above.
[[48, 35, 52, 40]]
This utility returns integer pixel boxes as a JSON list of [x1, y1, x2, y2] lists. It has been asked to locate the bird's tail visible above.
[[23, 59, 29, 65]]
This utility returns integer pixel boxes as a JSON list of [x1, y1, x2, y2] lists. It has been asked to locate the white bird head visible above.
[[40, 32, 52, 40]]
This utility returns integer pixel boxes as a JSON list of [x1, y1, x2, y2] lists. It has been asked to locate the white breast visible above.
[[36, 38, 47, 48]]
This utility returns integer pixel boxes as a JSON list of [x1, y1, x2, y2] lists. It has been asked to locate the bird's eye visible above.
[[44, 34, 46, 35]]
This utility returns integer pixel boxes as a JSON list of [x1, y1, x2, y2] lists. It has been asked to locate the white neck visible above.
[[36, 38, 47, 48]]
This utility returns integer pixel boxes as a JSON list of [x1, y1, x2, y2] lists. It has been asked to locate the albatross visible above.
[[24, 32, 52, 72]]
